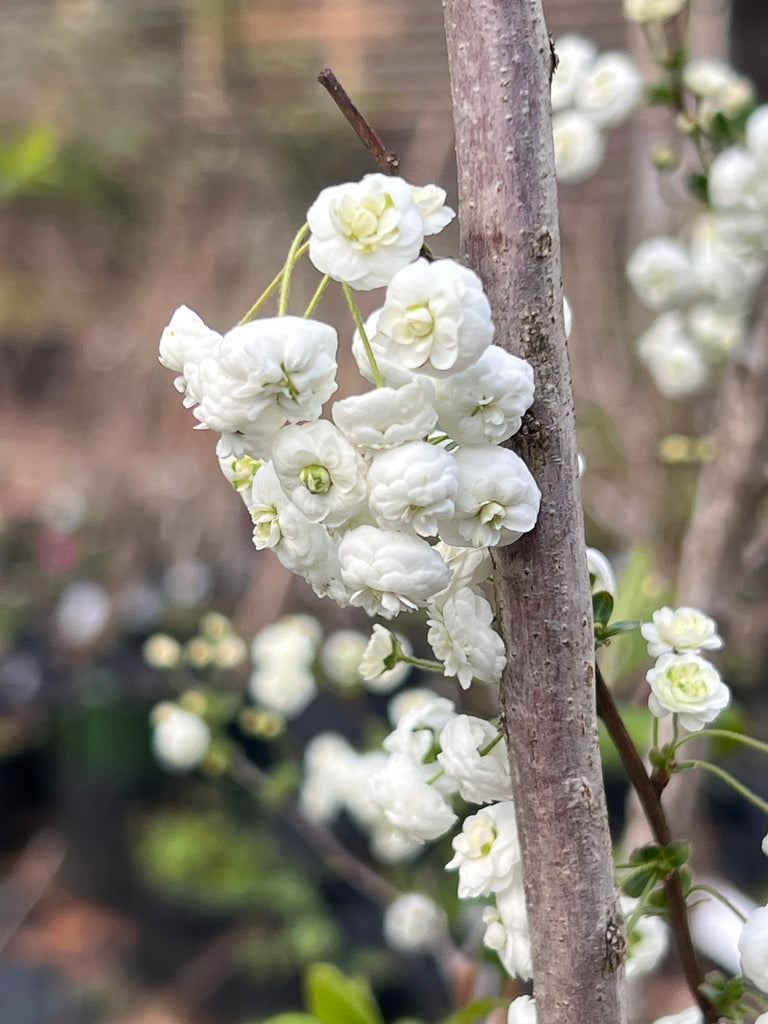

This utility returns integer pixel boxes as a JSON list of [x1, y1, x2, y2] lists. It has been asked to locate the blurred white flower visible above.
[[551, 35, 598, 112], [552, 110, 606, 183], [739, 904, 768, 992], [576, 51, 643, 129], [151, 703, 210, 772], [627, 237, 695, 310], [54, 580, 111, 647], [252, 614, 322, 667], [383, 893, 447, 953], [320, 629, 368, 688], [622, 897, 669, 978], [368, 751, 457, 843], [249, 661, 317, 718]]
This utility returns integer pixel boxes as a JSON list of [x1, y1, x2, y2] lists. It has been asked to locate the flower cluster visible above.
[[628, 97, 768, 400], [642, 606, 729, 732], [551, 35, 643, 183], [160, 173, 542, 690]]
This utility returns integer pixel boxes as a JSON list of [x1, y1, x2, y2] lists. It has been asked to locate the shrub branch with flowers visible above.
[[151, 2, 768, 1024]]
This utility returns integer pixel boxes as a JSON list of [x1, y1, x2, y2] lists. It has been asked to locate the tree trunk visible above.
[[442, 4, 627, 1022]]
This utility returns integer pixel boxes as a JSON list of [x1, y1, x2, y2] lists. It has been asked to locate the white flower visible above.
[[272, 421, 368, 528], [623, 0, 687, 23], [762, 833, 768, 858], [352, 309, 415, 388], [358, 625, 413, 692], [482, 879, 532, 980], [151, 703, 210, 771], [627, 238, 695, 310], [333, 379, 437, 452], [684, 59, 754, 124], [552, 110, 606, 183], [412, 184, 456, 236], [622, 897, 669, 978], [159, 305, 222, 403], [446, 801, 521, 898], [427, 587, 506, 687], [586, 547, 617, 597], [369, 825, 422, 864], [299, 732, 356, 824], [646, 652, 730, 731], [320, 630, 368, 688], [576, 52, 643, 129], [433, 346, 534, 446], [687, 301, 743, 359], [637, 314, 709, 399], [367, 441, 459, 537], [217, 316, 338, 423], [383, 894, 447, 953], [387, 687, 443, 727], [252, 613, 322, 667], [690, 213, 766, 304], [220, 452, 261, 495], [432, 542, 492, 596], [338, 525, 451, 618], [438, 715, 513, 804], [307, 174, 425, 290], [384, 696, 457, 775], [249, 661, 317, 717], [439, 446, 541, 548], [708, 148, 768, 214], [747, 106, 768, 166], [375, 258, 494, 376], [551, 35, 597, 112], [192, 355, 287, 456], [641, 606, 723, 657], [54, 581, 111, 647], [739, 905, 768, 992], [508, 996, 537, 1024], [368, 752, 457, 843]]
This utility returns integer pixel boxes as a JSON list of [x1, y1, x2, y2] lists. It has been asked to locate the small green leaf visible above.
[[305, 963, 383, 1024], [622, 868, 657, 898], [663, 841, 690, 870], [440, 998, 509, 1024], [593, 591, 614, 628]]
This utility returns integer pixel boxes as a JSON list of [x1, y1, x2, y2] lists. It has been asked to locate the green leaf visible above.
[[305, 963, 383, 1024], [663, 841, 690, 870], [251, 1015, 320, 1024], [593, 591, 614, 628], [622, 868, 657, 898], [440, 998, 509, 1024], [688, 171, 709, 205]]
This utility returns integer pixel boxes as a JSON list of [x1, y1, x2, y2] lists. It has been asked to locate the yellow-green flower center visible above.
[[301, 465, 332, 494], [668, 662, 708, 698]]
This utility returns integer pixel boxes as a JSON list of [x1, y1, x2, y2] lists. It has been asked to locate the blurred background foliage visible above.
[[3, 1, 768, 1023]]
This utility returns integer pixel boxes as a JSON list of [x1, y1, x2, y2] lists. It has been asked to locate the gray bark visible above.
[[442, 3, 627, 1022]]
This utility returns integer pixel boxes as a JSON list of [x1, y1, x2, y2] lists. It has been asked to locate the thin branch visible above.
[[317, 69, 400, 175], [596, 668, 715, 1022]]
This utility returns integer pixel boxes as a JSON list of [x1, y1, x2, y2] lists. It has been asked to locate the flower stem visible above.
[[304, 274, 331, 318], [678, 758, 768, 816], [342, 281, 383, 386], [674, 728, 768, 759], [238, 267, 284, 325], [278, 224, 310, 317], [402, 654, 444, 673], [595, 667, 715, 1022], [688, 884, 748, 924], [479, 732, 504, 757]]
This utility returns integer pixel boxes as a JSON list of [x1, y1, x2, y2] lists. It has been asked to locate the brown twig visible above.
[[595, 667, 715, 1023], [317, 69, 400, 175]]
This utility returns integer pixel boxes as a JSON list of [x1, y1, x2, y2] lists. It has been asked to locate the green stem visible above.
[[623, 874, 660, 937], [342, 281, 383, 387], [304, 274, 331, 318], [479, 732, 504, 757], [279, 224, 310, 317], [688, 884, 748, 924], [402, 654, 444, 673], [674, 728, 768, 759], [238, 267, 284, 325], [679, 759, 768, 816]]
